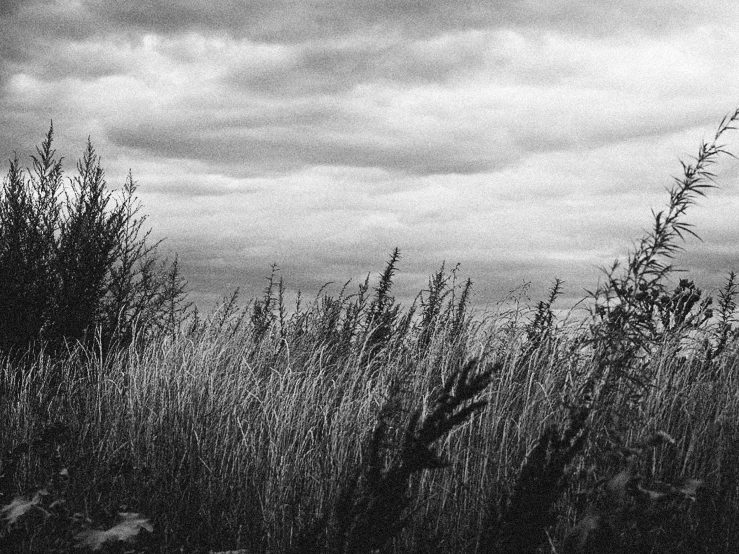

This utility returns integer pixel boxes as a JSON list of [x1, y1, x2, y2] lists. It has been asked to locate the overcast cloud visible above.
[[1, 1, 738, 311]]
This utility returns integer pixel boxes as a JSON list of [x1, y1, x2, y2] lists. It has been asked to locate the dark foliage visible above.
[[0, 124, 188, 360], [293, 359, 492, 554], [483, 405, 590, 554]]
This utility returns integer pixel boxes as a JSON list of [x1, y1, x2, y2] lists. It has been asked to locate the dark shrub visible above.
[[0, 124, 187, 359]]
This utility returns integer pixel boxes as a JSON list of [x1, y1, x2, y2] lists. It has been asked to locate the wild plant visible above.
[[417, 263, 455, 352], [587, 107, 739, 403], [526, 278, 563, 349], [0, 124, 188, 361], [363, 247, 403, 358], [480, 403, 590, 554], [293, 358, 492, 554], [0, 419, 153, 553], [563, 430, 703, 554], [713, 271, 738, 357], [417, 263, 474, 373]]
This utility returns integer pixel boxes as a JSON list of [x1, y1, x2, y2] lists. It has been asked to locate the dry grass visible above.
[[1, 293, 737, 553]]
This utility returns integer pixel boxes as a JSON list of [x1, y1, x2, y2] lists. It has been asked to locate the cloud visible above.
[[2, 1, 734, 72], [144, 178, 260, 197], [77, 1, 739, 43], [2, 1, 739, 311], [89, 23, 737, 179], [225, 32, 490, 95], [0, 0, 25, 18], [107, 120, 511, 176]]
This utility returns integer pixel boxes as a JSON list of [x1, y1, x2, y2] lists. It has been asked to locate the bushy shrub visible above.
[[0, 124, 188, 359]]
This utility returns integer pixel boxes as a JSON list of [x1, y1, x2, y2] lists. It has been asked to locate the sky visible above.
[[2, 1, 739, 313]]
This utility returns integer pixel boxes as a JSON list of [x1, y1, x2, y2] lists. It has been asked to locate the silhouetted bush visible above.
[[0, 124, 188, 359]]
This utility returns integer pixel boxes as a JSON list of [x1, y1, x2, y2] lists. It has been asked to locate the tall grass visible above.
[[2, 110, 739, 553]]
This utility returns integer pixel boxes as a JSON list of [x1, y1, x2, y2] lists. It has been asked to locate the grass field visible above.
[[2, 112, 739, 553]]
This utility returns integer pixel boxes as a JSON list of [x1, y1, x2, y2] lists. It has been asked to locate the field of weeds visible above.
[[2, 113, 739, 553]]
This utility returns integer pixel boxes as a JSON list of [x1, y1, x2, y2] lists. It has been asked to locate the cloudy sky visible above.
[[2, 1, 739, 312]]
